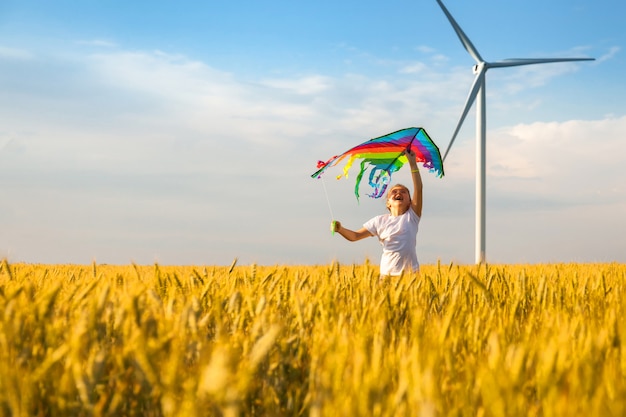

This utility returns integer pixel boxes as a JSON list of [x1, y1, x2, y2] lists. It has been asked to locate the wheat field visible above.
[[0, 259, 625, 416]]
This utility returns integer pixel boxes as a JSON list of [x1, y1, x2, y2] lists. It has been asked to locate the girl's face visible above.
[[386, 185, 410, 211]]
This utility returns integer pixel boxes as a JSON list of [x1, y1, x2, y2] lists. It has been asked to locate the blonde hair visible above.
[[385, 184, 411, 211]]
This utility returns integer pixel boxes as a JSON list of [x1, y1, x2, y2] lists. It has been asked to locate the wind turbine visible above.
[[435, 0, 594, 264]]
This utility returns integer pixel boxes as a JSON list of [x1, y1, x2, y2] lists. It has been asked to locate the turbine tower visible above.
[[435, 0, 594, 264]]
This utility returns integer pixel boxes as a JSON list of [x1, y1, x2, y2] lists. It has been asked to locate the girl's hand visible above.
[[406, 149, 418, 168], [331, 221, 341, 233]]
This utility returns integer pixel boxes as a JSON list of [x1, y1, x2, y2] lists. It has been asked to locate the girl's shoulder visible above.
[[365, 212, 390, 227]]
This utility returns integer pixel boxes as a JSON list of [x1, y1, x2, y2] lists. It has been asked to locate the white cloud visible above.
[[490, 116, 625, 189], [260, 75, 332, 95], [399, 62, 427, 74], [76, 39, 117, 48], [596, 46, 619, 63], [0, 45, 33, 60], [499, 60, 589, 94], [415, 45, 436, 54]]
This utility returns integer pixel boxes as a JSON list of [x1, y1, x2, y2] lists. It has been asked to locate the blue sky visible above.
[[0, 0, 624, 265]]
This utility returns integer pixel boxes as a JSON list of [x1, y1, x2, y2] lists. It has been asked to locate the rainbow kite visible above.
[[311, 127, 444, 200]]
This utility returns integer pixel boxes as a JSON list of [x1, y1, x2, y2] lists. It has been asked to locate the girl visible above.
[[331, 149, 423, 276]]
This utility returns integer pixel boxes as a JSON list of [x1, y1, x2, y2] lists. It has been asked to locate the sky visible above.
[[0, 0, 624, 266]]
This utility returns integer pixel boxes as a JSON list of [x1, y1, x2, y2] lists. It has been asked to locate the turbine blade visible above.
[[443, 66, 487, 161], [489, 57, 595, 69], [436, 0, 483, 63]]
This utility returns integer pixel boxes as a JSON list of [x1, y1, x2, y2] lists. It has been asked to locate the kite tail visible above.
[[367, 167, 391, 199], [353, 160, 368, 202]]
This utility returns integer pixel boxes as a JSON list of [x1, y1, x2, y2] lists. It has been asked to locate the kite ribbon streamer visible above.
[[311, 127, 444, 200]]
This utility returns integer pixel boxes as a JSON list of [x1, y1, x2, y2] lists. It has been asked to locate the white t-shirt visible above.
[[363, 209, 420, 276]]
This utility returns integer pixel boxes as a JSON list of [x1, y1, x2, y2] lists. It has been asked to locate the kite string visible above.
[[320, 175, 335, 220], [320, 176, 337, 235]]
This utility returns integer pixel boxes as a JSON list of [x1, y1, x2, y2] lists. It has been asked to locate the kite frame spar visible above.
[[312, 127, 444, 200]]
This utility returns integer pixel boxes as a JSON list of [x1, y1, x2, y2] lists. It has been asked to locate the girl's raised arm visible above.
[[406, 150, 423, 217]]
